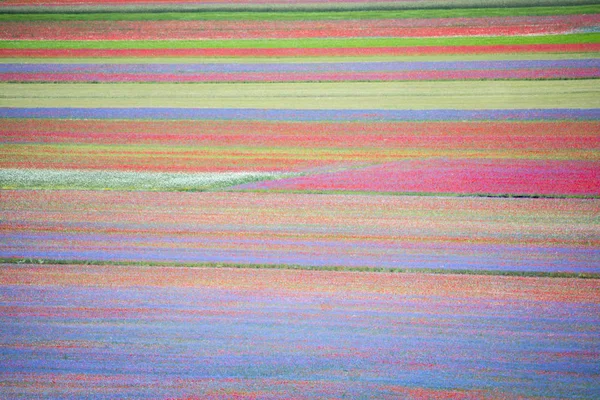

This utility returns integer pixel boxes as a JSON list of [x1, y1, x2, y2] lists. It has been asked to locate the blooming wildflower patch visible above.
[[1, 1, 599, 398]]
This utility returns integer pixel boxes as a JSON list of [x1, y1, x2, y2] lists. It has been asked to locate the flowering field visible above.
[[1, 0, 599, 398], [4, 59, 600, 82], [2, 265, 599, 398], [3, 190, 599, 272]]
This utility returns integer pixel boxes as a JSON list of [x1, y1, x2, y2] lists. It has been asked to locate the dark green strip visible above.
[[2, 258, 597, 278], [0, 5, 599, 21]]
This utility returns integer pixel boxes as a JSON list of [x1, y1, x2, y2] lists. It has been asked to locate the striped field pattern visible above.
[[2, 265, 599, 398], [1, 0, 599, 398]]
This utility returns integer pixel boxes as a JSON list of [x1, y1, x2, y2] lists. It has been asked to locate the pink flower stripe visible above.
[[4, 68, 598, 82], [3, 15, 597, 40], [3, 43, 598, 58], [241, 159, 600, 196], [3, 119, 598, 150]]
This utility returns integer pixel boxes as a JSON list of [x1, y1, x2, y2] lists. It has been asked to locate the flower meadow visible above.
[[0, 0, 599, 398], [3, 59, 600, 82]]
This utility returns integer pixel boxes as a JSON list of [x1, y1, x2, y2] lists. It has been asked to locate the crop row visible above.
[[3, 107, 600, 121], [5, 59, 597, 72], [4, 69, 598, 82], [2, 107, 598, 120], [3, 15, 598, 40], [2, 5, 599, 22], [4, 44, 599, 58], [1, 145, 594, 172], [4, 119, 596, 148], [1, 190, 597, 271], [1, 0, 596, 14], [3, 59, 598, 82], [2, 80, 598, 109], [4, 34, 598, 49]]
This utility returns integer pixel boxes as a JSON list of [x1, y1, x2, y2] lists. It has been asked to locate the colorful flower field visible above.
[[1, 0, 599, 398]]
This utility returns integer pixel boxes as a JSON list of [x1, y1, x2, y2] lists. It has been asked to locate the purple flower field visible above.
[[2, 107, 599, 121], [2, 265, 599, 399], [1, 59, 597, 73]]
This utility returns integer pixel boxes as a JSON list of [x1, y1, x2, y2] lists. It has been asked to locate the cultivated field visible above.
[[0, 0, 599, 398]]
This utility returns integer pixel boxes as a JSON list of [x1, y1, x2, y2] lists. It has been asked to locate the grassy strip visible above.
[[2, 257, 598, 279], [2, 81, 598, 109], [2, 34, 598, 50], [0, 5, 598, 21], [227, 188, 600, 199]]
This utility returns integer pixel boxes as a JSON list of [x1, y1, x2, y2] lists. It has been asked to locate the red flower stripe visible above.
[[3, 43, 599, 58], [3, 120, 596, 149], [3, 15, 597, 40]]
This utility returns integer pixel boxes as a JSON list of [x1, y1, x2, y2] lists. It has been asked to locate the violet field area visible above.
[[2, 59, 599, 82], [2, 108, 599, 120], [1, 265, 599, 399]]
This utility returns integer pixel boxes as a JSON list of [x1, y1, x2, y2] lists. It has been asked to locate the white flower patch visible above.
[[0, 168, 294, 191]]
